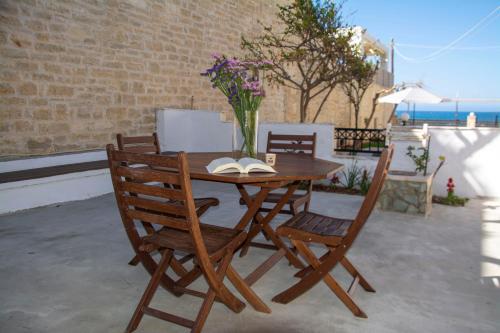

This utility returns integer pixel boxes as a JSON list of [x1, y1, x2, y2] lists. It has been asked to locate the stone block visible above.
[[378, 173, 433, 217], [0, 83, 15, 95], [18, 82, 37, 95], [47, 85, 74, 96]]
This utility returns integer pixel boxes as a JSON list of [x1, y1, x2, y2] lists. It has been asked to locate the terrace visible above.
[[1, 1, 499, 332], [0, 181, 498, 332]]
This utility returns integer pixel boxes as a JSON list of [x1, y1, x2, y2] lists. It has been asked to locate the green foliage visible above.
[[341, 160, 363, 189], [241, 0, 355, 123], [435, 194, 469, 207], [359, 169, 372, 195], [342, 53, 380, 129], [406, 145, 429, 173]]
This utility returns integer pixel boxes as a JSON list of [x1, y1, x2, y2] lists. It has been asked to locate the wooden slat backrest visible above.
[[343, 145, 394, 247], [266, 132, 317, 157], [107, 145, 193, 233], [116, 133, 160, 155], [107, 145, 222, 286]]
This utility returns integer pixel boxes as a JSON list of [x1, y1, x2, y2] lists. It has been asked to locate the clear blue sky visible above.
[[342, 0, 500, 112]]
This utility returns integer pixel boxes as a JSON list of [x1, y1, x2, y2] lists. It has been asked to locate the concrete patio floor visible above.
[[0, 181, 499, 333]]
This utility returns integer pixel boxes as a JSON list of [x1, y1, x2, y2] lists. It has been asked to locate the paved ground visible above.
[[0, 181, 499, 333]]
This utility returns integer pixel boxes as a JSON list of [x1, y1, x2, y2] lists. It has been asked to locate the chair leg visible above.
[[128, 254, 141, 266], [303, 198, 311, 213], [195, 205, 210, 217], [130, 251, 188, 278], [170, 257, 188, 277], [226, 265, 271, 313], [209, 253, 246, 314], [340, 257, 375, 292], [274, 241, 367, 318], [294, 251, 330, 278], [239, 219, 261, 257], [191, 288, 217, 333], [175, 266, 203, 288], [125, 249, 174, 333]]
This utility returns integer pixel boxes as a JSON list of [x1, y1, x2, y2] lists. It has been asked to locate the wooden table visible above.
[[133, 152, 343, 293], [184, 152, 344, 284]]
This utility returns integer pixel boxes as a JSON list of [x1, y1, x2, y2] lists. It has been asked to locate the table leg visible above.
[[236, 183, 304, 269]]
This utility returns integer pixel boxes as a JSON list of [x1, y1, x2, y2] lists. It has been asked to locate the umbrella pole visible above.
[[412, 103, 416, 125]]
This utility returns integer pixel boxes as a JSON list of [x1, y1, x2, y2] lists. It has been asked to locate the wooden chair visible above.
[[272, 145, 394, 318], [240, 132, 317, 216], [107, 145, 270, 333], [116, 133, 219, 266]]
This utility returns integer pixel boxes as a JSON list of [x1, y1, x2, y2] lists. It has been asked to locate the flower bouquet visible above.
[[202, 54, 270, 158]]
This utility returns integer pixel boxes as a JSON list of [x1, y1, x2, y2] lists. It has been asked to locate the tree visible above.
[[241, 0, 354, 123], [342, 52, 379, 129], [366, 86, 397, 128]]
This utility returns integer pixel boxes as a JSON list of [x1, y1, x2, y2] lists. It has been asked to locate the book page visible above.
[[238, 158, 276, 173], [206, 157, 242, 173]]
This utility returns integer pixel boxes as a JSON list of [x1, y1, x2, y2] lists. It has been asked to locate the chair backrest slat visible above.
[[266, 131, 316, 156], [117, 133, 160, 155], [119, 182, 185, 201], [344, 145, 394, 246], [116, 166, 181, 186], [123, 196, 187, 217], [125, 209, 189, 231], [113, 149, 177, 168]]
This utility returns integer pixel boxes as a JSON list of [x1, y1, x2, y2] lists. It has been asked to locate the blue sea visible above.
[[395, 110, 500, 122]]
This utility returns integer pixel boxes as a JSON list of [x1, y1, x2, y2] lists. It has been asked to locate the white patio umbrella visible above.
[[378, 86, 442, 104], [378, 86, 442, 125]]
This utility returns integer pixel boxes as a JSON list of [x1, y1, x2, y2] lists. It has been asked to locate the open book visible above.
[[206, 157, 276, 174]]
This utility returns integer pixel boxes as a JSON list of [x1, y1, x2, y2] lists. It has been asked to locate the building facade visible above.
[[0, 0, 393, 156]]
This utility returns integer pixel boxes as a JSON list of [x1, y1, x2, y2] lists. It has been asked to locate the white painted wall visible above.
[[0, 169, 112, 214], [0, 150, 106, 173], [389, 127, 500, 198], [156, 108, 336, 158], [156, 109, 232, 152]]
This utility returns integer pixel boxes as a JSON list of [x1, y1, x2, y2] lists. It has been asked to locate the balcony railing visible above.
[[334, 128, 387, 155]]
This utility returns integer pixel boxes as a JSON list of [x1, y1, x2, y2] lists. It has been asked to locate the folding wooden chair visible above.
[[107, 145, 270, 333], [272, 145, 394, 318], [116, 133, 219, 266]]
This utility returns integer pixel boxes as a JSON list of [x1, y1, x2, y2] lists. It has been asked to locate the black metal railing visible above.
[[407, 118, 499, 128], [334, 128, 386, 155]]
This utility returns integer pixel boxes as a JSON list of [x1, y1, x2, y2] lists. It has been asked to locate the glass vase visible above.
[[232, 110, 259, 159]]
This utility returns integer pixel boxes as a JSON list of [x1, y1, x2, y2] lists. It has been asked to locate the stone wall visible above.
[[0, 0, 392, 156]]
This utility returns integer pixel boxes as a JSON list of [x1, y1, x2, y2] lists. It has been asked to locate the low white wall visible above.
[[0, 150, 106, 173], [156, 109, 232, 152], [390, 127, 500, 198], [0, 169, 112, 214], [156, 108, 335, 158]]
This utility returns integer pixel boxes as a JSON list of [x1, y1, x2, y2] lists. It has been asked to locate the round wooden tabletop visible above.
[[184, 152, 344, 184]]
